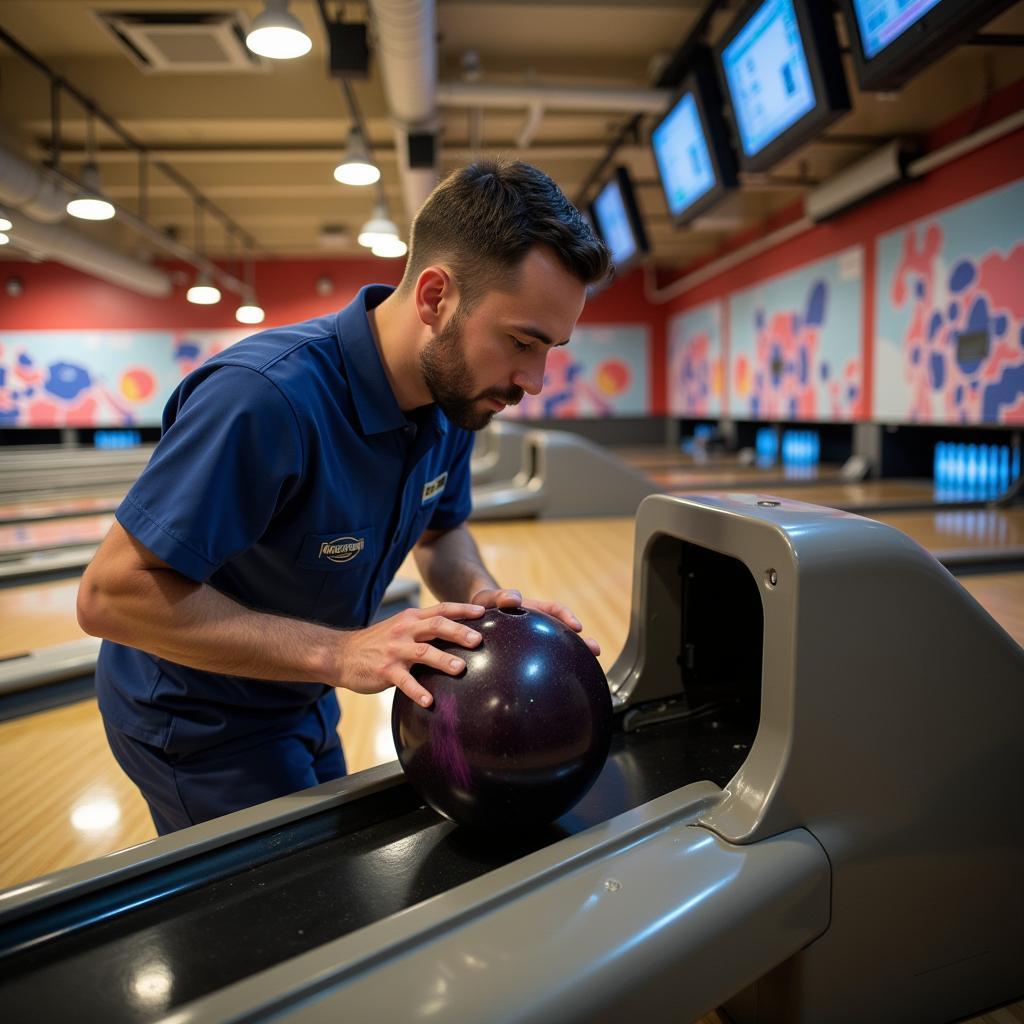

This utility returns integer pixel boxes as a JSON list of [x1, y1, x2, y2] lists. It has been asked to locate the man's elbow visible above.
[[76, 565, 119, 639]]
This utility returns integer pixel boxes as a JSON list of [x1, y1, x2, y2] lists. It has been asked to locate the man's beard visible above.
[[419, 306, 524, 430]]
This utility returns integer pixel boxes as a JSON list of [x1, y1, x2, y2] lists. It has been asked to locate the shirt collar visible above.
[[335, 284, 448, 440]]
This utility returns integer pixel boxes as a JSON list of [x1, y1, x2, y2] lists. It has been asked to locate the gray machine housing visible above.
[[469, 420, 528, 485], [471, 426, 659, 520]]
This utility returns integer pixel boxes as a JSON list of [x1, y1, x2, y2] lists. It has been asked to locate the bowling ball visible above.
[[391, 606, 613, 830]]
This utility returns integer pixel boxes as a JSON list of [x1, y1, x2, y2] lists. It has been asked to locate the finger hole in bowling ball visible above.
[[392, 606, 613, 832]]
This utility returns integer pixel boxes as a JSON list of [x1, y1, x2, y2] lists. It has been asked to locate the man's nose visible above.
[[511, 366, 544, 396], [512, 352, 547, 396]]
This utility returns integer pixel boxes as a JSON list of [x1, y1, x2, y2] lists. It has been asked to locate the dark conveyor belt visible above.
[[0, 707, 752, 1024]]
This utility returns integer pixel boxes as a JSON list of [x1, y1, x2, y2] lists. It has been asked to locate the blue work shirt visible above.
[[95, 284, 474, 754]]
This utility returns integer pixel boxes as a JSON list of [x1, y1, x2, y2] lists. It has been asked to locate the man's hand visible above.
[[332, 602, 486, 707], [469, 587, 601, 657]]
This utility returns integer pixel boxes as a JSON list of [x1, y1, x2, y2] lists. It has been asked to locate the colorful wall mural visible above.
[[873, 179, 1024, 425], [0, 329, 249, 427], [499, 324, 650, 419], [728, 247, 864, 421], [667, 302, 725, 418]]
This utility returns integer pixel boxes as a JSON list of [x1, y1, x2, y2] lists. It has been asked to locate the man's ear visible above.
[[414, 266, 454, 329]]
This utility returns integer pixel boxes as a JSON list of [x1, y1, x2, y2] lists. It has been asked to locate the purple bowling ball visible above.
[[392, 606, 613, 830]]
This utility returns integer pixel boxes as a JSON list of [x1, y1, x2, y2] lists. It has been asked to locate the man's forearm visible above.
[[78, 562, 338, 684], [413, 523, 499, 603]]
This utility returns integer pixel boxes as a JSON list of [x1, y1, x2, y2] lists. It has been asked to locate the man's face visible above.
[[419, 246, 588, 430]]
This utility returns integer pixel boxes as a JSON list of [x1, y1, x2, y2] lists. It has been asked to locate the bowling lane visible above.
[[0, 513, 114, 557], [0, 492, 123, 526], [871, 507, 1024, 553], [616, 444, 847, 487], [615, 444, 750, 472], [728, 478, 936, 507], [0, 578, 87, 658], [958, 572, 1024, 648], [654, 464, 845, 489]]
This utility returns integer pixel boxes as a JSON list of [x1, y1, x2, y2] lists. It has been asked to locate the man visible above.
[[77, 159, 612, 835]]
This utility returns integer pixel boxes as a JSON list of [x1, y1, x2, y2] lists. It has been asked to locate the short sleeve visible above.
[[116, 364, 304, 581], [427, 428, 474, 531]]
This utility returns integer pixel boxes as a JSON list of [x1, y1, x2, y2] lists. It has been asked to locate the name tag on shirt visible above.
[[422, 472, 447, 503]]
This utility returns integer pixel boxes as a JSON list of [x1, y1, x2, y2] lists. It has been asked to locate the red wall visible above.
[[0, 252, 665, 416], [0, 257, 401, 331]]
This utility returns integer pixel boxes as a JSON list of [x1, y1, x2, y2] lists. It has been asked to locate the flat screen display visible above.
[[652, 91, 717, 218], [720, 0, 816, 159], [851, 0, 944, 58], [593, 178, 638, 267]]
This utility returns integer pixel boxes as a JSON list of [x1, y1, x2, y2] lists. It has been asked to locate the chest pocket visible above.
[[297, 526, 380, 625]]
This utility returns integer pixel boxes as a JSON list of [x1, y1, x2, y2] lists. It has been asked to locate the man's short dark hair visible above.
[[398, 159, 611, 309]]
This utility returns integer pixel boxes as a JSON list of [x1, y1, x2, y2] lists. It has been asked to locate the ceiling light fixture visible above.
[[371, 235, 408, 258], [66, 163, 116, 220], [187, 270, 221, 305], [246, 0, 313, 60], [186, 201, 221, 305], [0, 213, 12, 232], [66, 111, 115, 221], [357, 202, 399, 248], [235, 249, 265, 324], [333, 127, 380, 186]]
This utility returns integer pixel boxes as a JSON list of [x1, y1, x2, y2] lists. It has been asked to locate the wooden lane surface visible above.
[[0, 492, 122, 524], [0, 578, 88, 658], [614, 445, 745, 472], [716, 478, 937, 506], [958, 572, 1024, 649], [872, 508, 1024, 551], [0, 513, 114, 556], [652, 465, 843, 488]]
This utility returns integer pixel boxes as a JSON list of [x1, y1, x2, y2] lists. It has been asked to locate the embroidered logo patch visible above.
[[422, 472, 448, 503], [318, 536, 365, 564]]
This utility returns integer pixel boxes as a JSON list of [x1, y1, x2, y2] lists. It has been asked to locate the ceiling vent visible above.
[[95, 10, 266, 74]]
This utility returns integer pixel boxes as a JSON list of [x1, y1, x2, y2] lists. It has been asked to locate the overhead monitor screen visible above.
[[851, 0, 944, 58], [720, 0, 816, 158], [652, 91, 717, 218], [593, 178, 638, 267]]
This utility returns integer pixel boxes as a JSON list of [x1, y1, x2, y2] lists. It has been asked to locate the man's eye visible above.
[[510, 336, 531, 352]]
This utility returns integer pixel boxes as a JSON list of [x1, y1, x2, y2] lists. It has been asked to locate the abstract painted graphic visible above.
[[667, 302, 724, 417], [729, 248, 864, 421], [500, 324, 649, 419], [873, 180, 1024, 424], [0, 329, 248, 427]]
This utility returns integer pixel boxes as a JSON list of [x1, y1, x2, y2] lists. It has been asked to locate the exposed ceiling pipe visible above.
[[7, 212, 172, 298], [0, 142, 173, 296], [368, 0, 439, 221], [439, 81, 672, 114], [0, 141, 70, 224]]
